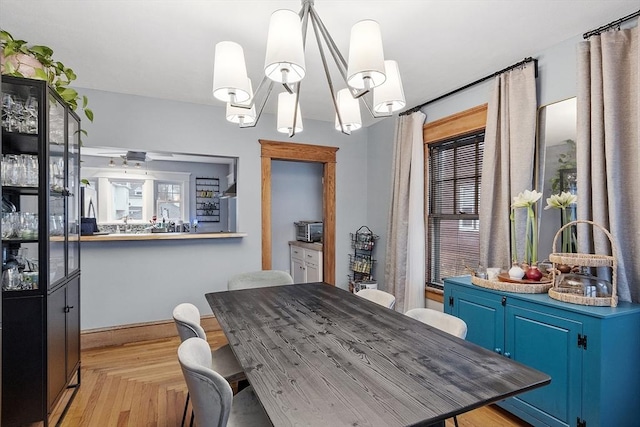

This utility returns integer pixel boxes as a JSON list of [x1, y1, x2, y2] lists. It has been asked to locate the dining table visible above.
[[205, 282, 550, 427]]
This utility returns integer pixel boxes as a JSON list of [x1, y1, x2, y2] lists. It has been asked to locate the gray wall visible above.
[[79, 88, 370, 328], [271, 160, 323, 273]]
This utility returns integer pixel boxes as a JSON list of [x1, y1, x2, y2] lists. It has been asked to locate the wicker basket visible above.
[[471, 275, 552, 294], [548, 220, 618, 307]]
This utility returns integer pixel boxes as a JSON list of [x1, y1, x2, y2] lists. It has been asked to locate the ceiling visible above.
[[1, 1, 638, 127]]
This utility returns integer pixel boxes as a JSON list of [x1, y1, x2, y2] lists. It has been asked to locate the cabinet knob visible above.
[[504, 352, 511, 359], [64, 305, 74, 313], [495, 348, 502, 355]]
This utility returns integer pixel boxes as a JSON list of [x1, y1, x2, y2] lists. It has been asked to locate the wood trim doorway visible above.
[[260, 140, 338, 285]]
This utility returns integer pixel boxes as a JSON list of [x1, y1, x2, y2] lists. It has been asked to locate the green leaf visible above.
[[79, 129, 88, 136], [82, 95, 88, 109], [84, 108, 94, 122], [3, 60, 16, 74], [34, 68, 48, 80], [80, 179, 91, 186], [30, 45, 53, 57], [64, 68, 77, 81]]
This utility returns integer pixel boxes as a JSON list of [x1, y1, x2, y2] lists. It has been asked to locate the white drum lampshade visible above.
[[264, 9, 306, 84], [277, 92, 303, 133], [226, 79, 256, 125], [373, 60, 406, 114], [213, 41, 251, 103], [347, 20, 386, 90], [334, 88, 362, 132]]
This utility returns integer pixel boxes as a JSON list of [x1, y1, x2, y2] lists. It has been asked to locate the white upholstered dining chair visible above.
[[178, 337, 271, 427], [227, 270, 293, 290], [173, 303, 246, 426], [405, 308, 467, 427], [355, 288, 396, 309], [404, 308, 468, 339]]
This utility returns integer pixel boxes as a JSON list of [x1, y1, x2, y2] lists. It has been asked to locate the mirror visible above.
[[80, 147, 238, 233], [536, 97, 577, 261]]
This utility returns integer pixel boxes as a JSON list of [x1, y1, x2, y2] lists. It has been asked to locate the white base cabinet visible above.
[[289, 241, 323, 283]]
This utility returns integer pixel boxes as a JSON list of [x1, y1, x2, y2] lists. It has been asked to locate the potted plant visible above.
[[1, 29, 93, 129]]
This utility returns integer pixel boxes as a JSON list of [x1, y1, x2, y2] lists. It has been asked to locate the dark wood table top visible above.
[[205, 283, 550, 427]]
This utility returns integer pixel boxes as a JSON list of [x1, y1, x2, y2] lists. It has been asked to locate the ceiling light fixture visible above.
[[212, 0, 405, 137]]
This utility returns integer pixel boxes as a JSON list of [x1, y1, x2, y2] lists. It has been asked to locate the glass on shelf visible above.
[[1, 154, 39, 187], [1, 90, 39, 134]]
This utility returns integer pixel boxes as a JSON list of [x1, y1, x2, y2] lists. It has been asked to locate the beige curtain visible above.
[[479, 65, 537, 268], [576, 26, 640, 303], [385, 111, 427, 313]]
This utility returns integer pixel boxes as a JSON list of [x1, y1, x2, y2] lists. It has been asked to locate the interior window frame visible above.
[[423, 104, 488, 300]]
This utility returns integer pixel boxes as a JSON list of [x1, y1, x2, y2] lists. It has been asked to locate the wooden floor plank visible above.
[[56, 332, 529, 426]]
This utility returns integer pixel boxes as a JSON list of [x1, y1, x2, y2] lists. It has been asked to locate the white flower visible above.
[[544, 192, 577, 210], [511, 190, 543, 208]]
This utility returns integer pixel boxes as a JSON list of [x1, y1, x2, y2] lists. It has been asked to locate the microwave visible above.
[[295, 221, 323, 243]]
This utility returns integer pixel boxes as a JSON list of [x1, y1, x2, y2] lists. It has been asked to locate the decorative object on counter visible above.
[[471, 271, 552, 294], [511, 189, 542, 265], [508, 262, 525, 280], [1, 30, 94, 127], [348, 225, 378, 293], [549, 220, 618, 307], [545, 191, 577, 254]]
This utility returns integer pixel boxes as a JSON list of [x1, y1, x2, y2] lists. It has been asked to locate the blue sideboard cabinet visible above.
[[443, 276, 640, 427]]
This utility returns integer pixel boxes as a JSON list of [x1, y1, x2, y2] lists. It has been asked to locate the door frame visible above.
[[260, 140, 338, 285]]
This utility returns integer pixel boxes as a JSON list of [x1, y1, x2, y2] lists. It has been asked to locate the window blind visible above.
[[427, 132, 484, 287]]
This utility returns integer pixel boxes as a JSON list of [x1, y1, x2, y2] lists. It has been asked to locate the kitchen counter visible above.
[[81, 231, 247, 242], [288, 240, 323, 250]]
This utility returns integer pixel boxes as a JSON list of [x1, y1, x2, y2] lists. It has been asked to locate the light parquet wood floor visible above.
[[52, 333, 530, 427]]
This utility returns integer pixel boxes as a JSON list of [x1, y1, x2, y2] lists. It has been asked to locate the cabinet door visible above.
[[504, 304, 583, 427], [67, 113, 80, 276], [48, 94, 67, 288], [47, 284, 67, 409], [292, 257, 306, 283], [66, 277, 80, 380], [306, 262, 321, 282], [449, 287, 505, 354]]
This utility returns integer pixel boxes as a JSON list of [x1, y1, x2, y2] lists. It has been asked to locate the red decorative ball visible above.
[[525, 266, 543, 281]]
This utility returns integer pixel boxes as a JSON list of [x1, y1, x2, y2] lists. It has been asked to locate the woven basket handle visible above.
[[551, 219, 618, 259]]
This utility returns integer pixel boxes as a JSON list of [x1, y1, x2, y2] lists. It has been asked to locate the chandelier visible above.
[[212, 0, 405, 136]]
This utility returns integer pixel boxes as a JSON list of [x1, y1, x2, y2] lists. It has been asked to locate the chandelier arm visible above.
[[239, 79, 275, 128], [309, 5, 386, 120], [310, 12, 349, 135], [299, 1, 311, 49], [308, 6, 347, 77], [230, 74, 268, 110]]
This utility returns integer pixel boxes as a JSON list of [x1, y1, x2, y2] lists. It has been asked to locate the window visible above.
[[110, 179, 145, 220], [83, 168, 190, 224], [427, 132, 484, 288], [156, 182, 182, 221]]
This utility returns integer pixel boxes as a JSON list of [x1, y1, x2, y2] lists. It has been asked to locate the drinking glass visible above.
[[24, 93, 39, 134], [1, 93, 16, 132]]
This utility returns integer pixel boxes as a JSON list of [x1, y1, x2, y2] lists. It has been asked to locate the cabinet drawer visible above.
[[304, 249, 321, 265], [290, 246, 304, 261]]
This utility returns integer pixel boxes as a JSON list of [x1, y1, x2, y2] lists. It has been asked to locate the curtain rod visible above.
[[399, 57, 537, 116], [583, 9, 640, 39]]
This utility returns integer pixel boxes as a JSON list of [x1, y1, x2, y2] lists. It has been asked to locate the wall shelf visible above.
[[195, 177, 220, 223]]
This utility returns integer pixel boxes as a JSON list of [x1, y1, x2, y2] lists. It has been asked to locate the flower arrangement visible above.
[[545, 191, 577, 253], [511, 190, 543, 265]]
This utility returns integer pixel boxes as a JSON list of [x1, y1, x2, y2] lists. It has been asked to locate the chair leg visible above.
[[453, 415, 460, 427], [181, 392, 190, 427], [190, 410, 195, 427]]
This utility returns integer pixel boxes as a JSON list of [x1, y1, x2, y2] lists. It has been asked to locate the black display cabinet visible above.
[[1, 76, 81, 426]]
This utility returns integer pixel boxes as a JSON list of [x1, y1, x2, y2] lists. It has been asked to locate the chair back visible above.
[[178, 337, 233, 427], [228, 270, 294, 291], [355, 289, 396, 309], [173, 303, 207, 341], [405, 308, 468, 339]]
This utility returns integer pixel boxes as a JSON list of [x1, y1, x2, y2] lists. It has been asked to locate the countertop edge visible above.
[[81, 232, 247, 242]]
